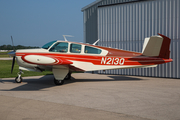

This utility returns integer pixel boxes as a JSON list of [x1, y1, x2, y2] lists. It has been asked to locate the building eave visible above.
[[81, 0, 102, 12]]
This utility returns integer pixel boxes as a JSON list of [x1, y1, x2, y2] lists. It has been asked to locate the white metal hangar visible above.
[[82, 0, 180, 78]]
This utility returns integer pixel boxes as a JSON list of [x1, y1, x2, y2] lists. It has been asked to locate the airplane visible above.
[[9, 33, 172, 85]]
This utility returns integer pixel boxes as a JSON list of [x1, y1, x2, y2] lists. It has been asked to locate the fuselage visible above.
[[15, 40, 172, 72]]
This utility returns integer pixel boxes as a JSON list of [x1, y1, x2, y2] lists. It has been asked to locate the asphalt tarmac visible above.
[[0, 73, 180, 120]]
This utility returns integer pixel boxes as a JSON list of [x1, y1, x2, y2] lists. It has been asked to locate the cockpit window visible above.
[[42, 41, 56, 49], [49, 42, 68, 53], [70, 44, 81, 53], [85, 46, 102, 54]]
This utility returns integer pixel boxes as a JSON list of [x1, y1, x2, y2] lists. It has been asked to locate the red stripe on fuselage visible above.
[[16, 52, 172, 66]]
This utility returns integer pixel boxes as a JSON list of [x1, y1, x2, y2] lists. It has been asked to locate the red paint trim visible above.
[[21, 54, 73, 65], [16, 33, 173, 68], [17, 52, 172, 66], [158, 33, 171, 59]]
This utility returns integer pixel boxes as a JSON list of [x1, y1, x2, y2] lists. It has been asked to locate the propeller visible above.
[[8, 36, 16, 73], [11, 55, 16, 73]]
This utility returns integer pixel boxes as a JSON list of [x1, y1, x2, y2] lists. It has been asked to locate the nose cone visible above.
[[8, 51, 16, 57]]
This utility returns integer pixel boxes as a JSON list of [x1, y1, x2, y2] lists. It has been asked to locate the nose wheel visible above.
[[15, 71, 23, 83]]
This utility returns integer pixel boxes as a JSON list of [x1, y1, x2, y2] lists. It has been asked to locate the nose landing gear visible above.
[[15, 70, 23, 83]]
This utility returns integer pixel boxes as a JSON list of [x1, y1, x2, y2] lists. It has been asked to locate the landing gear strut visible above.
[[64, 72, 72, 80], [54, 72, 72, 85], [15, 70, 23, 83]]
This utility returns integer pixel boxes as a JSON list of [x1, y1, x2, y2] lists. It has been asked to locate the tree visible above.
[[0, 45, 39, 50]]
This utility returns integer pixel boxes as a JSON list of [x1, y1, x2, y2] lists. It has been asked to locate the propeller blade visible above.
[[10, 36, 16, 74], [11, 36, 15, 52], [11, 56, 16, 74]]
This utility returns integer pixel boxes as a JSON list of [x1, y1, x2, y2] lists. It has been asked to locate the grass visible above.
[[0, 52, 9, 58], [0, 60, 52, 78]]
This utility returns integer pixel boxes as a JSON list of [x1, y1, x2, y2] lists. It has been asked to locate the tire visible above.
[[64, 72, 71, 80], [15, 76, 22, 83], [54, 78, 64, 85]]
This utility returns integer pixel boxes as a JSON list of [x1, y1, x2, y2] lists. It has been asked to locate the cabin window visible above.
[[49, 42, 68, 53], [70, 44, 81, 53], [85, 46, 102, 54]]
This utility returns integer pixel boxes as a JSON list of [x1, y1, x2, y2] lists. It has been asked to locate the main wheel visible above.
[[15, 76, 23, 83], [64, 72, 72, 80], [54, 78, 64, 85]]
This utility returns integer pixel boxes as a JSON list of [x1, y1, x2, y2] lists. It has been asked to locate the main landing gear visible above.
[[15, 70, 23, 83], [54, 72, 72, 85], [54, 79, 64, 85], [14, 70, 72, 85]]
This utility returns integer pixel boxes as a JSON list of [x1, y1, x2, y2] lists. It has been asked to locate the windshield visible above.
[[42, 41, 56, 49], [49, 42, 68, 53]]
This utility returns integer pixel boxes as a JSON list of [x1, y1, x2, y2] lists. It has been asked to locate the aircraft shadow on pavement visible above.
[[0, 75, 55, 91], [0, 74, 143, 91], [72, 75, 143, 82]]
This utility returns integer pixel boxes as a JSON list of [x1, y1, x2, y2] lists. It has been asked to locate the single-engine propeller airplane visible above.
[[9, 34, 172, 85]]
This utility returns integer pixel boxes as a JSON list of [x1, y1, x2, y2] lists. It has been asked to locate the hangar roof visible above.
[[81, 0, 149, 12], [81, 0, 102, 11]]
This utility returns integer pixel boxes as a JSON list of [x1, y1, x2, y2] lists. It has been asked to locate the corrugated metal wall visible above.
[[97, 0, 180, 78], [83, 5, 98, 44], [83, 0, 139, 44]]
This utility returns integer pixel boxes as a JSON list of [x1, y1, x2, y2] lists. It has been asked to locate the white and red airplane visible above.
[[9, 33, 172, 85]]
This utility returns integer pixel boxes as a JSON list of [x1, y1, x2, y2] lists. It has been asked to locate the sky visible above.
[[0, 0, 95, 47]]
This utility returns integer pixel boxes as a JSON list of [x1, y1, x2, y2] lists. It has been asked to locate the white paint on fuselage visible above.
[[24, 55, 57, 64], [70, 60, 157, 71], [16, 48, 50, 71], [16, 48, 49, 53], [16, 56, 37, 70]]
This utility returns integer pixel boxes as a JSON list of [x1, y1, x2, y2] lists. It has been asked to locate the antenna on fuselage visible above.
[[93, 39, 100, 45], [63, 35, 74, 41]]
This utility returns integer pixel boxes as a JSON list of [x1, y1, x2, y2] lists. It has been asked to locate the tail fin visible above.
[[142, 33, 171, 59]]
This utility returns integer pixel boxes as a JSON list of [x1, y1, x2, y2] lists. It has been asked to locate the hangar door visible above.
[[97, 0, 180, 78]]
